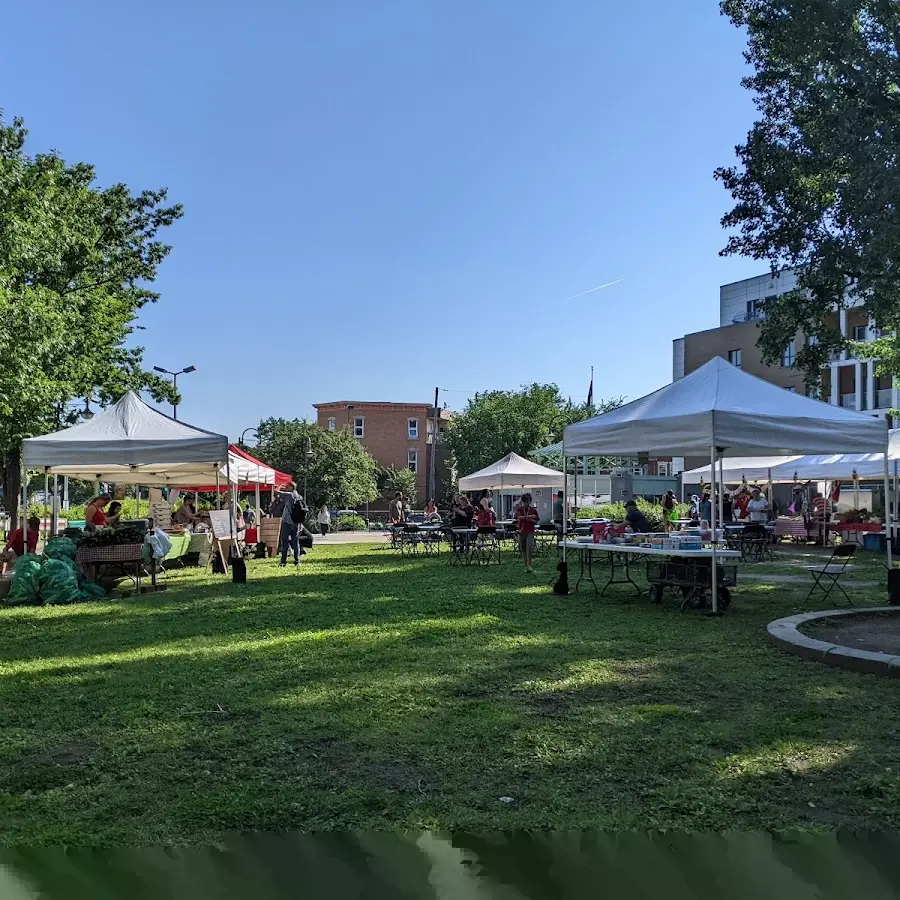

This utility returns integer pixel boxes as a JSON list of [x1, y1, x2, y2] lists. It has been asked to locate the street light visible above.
[[240, 427, 259, 448], [153, 365, 196, 419], [304, 435, 313, 501]]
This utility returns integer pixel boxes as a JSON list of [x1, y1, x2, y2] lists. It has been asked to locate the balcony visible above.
[[840, 393, 857, 410], [878, 388, 894, 409]]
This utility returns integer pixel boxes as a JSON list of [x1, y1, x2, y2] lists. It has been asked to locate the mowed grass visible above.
[[1, 541, 899, 843]]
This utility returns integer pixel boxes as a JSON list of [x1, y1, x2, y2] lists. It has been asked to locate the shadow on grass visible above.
[[2, 546, 900, 840]]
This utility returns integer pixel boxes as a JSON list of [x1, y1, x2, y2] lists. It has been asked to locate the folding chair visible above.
[[806, 544, 856, 604]]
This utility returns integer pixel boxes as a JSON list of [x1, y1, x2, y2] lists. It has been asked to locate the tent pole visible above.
[[215, 469, 221, 510], [561, 436, 567, 566], [717, 456, 724, 525], [51, 473, 59, 538], [43, 471, 49, 547], [885, 450, 893, 569], [710, 444, 718, 614], [21, 459, 28, 531]]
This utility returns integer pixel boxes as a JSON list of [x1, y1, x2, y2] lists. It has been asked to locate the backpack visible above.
[[290, 495, 308, 525]]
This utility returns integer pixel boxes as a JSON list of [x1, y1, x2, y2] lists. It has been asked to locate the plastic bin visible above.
[[863, 532, 886, 552]]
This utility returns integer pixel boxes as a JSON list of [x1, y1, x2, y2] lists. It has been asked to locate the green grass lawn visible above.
[[1, 541, 899, 844]]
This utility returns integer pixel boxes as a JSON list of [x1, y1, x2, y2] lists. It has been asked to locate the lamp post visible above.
[[303, 435, 313, 501], [153, 365, 196, 419], [240, 427, 259, 448]]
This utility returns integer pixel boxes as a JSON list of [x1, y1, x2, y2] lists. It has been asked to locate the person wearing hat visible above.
[[624, 500, 651, 534]]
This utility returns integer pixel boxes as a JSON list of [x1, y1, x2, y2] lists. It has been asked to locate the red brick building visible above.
[[313, 401, 452, 507]]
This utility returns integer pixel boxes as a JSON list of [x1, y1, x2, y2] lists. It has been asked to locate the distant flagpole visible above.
[[587, 366, 594, 408]]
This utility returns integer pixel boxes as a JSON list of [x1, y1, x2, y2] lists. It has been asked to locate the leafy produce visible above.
[[79, 525, 146, 548], [7, 555, 43, 605]]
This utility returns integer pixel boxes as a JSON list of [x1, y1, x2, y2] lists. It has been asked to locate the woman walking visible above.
[[317, 503, 331, 535]]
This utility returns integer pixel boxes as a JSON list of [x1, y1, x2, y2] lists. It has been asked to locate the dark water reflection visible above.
[[3, 832, 900, 899]]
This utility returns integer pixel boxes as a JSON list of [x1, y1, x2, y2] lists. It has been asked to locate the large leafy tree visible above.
[[254, 418, 379, 508], [0, 114, 181, 508], [445, 383, 622, 478], [716, 0, 900, 385]]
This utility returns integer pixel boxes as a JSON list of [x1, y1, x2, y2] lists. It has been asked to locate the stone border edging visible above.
[[767, 607, 900, 677]]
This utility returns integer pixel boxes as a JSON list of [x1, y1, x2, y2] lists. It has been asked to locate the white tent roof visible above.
[[22, 391, 230, 485], [563, 357, 888, 457], [682, 456, 802, 484], [458, 452, 564, 492], [683, 430, 900, 484]]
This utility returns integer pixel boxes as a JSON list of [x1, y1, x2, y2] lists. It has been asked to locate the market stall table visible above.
[[448, 528, 478, 566], [829, 522, 885, 547], [560, 540, 742, 608]]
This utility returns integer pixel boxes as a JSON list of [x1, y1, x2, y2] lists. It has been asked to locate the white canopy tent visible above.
[[458, 452, 564, 492], [562, 358, 891, 611], [22, 392, 233, 542], [682, 456, 802, 485], [23, 391, 230, 485], [683, 431, 900, 484]]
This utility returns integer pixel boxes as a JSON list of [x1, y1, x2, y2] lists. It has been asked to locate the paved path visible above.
[[315, 531, 389, 545]]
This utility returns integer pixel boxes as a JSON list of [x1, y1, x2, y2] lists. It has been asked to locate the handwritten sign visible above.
[[208, 510, 234, 541]]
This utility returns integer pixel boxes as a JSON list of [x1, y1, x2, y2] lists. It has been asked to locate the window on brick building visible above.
[[327, 417, 336, 431], [408, 418, 418, 439], [353, 416, 364, 438], [657, 461, 671, 476], [408, 450, 418, 472], [728, 349, 742, 369]]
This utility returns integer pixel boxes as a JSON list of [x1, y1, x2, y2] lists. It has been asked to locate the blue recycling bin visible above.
[[863, 532, 886, 552]]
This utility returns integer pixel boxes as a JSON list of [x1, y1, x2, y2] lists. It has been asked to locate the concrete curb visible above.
[[767, 607, 900, 677]]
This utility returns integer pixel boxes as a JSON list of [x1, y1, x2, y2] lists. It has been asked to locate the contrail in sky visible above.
[[557, 277, 624, 302]]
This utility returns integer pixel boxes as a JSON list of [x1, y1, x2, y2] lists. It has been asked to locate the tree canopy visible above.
[[716, 0, 900, 385], [0, 114, 182, 507], [253, 418, 379, 508], [445, 384, 622, 478]]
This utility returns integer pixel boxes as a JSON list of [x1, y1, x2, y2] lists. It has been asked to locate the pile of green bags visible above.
[[5, 537, 107, 606]]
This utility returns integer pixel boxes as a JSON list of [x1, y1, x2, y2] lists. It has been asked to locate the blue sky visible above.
[[2, 0, 764, 439]]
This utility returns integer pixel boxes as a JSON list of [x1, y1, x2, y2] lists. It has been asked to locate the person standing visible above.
[[1, 516, 40, 572], [514, 492, 540, 573], [747, 487, 770, 524], [84, 494, 112, 531], [389, 492, 405, 525], [274, 481, 303, 567], [317, 503, 331, 535], [552, 490, 565, 525]]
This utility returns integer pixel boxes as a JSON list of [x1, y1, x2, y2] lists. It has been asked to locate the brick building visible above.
[[313, 400, 452, 507]]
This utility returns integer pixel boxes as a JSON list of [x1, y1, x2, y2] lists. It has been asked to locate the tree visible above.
[[381, 466, 418, 507], [254, 418, 378, 508], [716, 0, 900, 386], [444, 384, 622, 478], [0, 114, 181, 510]]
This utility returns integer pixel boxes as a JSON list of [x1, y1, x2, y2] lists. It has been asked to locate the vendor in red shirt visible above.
[[513, 492, 540, 573], [2, 516, 40, 572], [84, 493, 112, 530], [475, 503, 496, 531]]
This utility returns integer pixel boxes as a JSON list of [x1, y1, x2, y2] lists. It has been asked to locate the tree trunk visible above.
[[3, 446, 22, 525]]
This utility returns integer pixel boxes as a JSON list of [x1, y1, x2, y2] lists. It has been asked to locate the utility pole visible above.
[[428, 387, 439, 503]]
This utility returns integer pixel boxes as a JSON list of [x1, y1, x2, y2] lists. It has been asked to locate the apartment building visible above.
[[313, 400, 452, 506], [672, 269, 894, 471], [674, 269, 895, 410]]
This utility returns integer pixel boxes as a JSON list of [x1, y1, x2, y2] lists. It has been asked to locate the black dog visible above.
[[552, 560, 570, 595], [888, 567, 900, 605]]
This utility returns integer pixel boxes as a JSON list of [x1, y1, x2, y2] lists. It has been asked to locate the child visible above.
[[513, 493, 540, 572], [2, 516, 40, 573]]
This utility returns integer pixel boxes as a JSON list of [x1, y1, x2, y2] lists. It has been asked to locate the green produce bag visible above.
[[77, 582, 107, 602], [7, 555, 43, 605], [40, 558, 81, 605], [44, 537, 79, 561]]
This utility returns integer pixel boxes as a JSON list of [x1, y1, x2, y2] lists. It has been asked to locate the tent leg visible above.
[[215, 470, 221, 510], [717, 456, 724, 525], [43, 471, 49, 547], [885, 451, 893, 569], [561, 437, 567, 566], [51, 474, 59, 538], [710, 444, 718, 615]]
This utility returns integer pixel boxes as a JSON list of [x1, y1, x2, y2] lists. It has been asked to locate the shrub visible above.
[[576, 499, 689, 531], [336, 514, 367, 532]]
